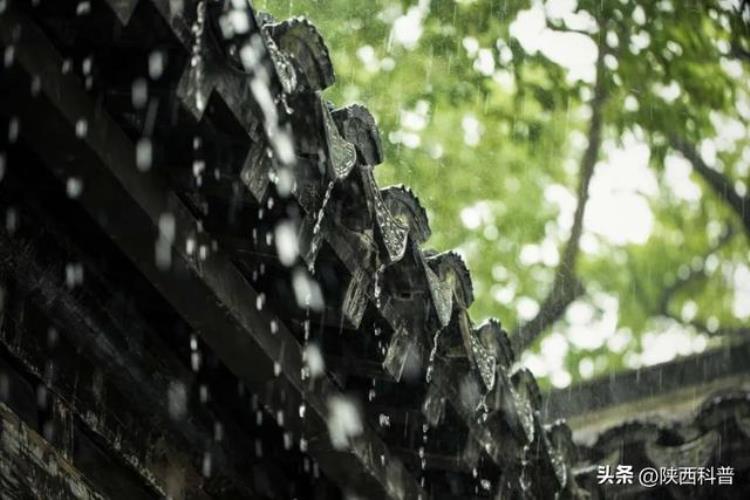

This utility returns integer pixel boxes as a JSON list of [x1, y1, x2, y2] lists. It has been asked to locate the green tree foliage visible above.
[[258, 0, 750, 388]]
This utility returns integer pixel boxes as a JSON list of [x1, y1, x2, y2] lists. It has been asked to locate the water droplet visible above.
[[307, 181, 336, 272], [66, 177, 83, 198], [201, 452, 212, 478], [326, 395, 363, 450], [148, 51, 165, 79], [136, 138, 152, 171], [303, 343, 325, 378], [191, 351, 201, 371], [81, 56, 92, 75], [4, 46, 14, 68], [65, 262, 84, 288], [275, 221, 299, 266], [8, 116, 19, 143], [167, 382, 187, 420], [131, 78, 148, 109], [76, 1, 91, 15]]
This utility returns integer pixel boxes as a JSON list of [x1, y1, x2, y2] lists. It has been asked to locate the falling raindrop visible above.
[[47, 327, 59, 348], [303, 319, 311, 342], [373, 263, 386, 309], [307, 180, 336, 272], [425, 328, 442, 383], [76, 1, 91, 15], [167, 382, 187, 420], [148, 50, 165, 79], [6, 207, 18, 235], [275, 220, 299, 266], [201, 451, 212, 478], [131, 78, 148, 109], [191, 351, 201, 372], [3, 45, 13, 68], [292, 269, 324, 311], [283, 432, 293, 450], [136, 138, 152, 171], [192, 159, 205, 178], [519, 443, 531, 492], [190, 1, 207, 112], [75, 119, 88, 138], [303, 343, 325, 378], [378, 414, 390, 427], [65, 262, 84, 288], [36, 385, 48, 409], [326, 396, 363, 450], [7, 116, 19, 143], [66, 177, 83, 198], [81, 56, 92, 75], [30, 75, 41, 96], [156, 212, 175, 270]]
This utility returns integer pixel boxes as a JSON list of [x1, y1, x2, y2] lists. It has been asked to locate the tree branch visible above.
[[511, 34, 607, 354], [627, 226, 744, 343], [662, 308, 750, 339], [546, 21, 594, 38], [730, 43, 750, 62], [670, 135, 750, 237], [653, 227, 750, 340], [728, 0, 750, 62], [657, 226, 735, 316]]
